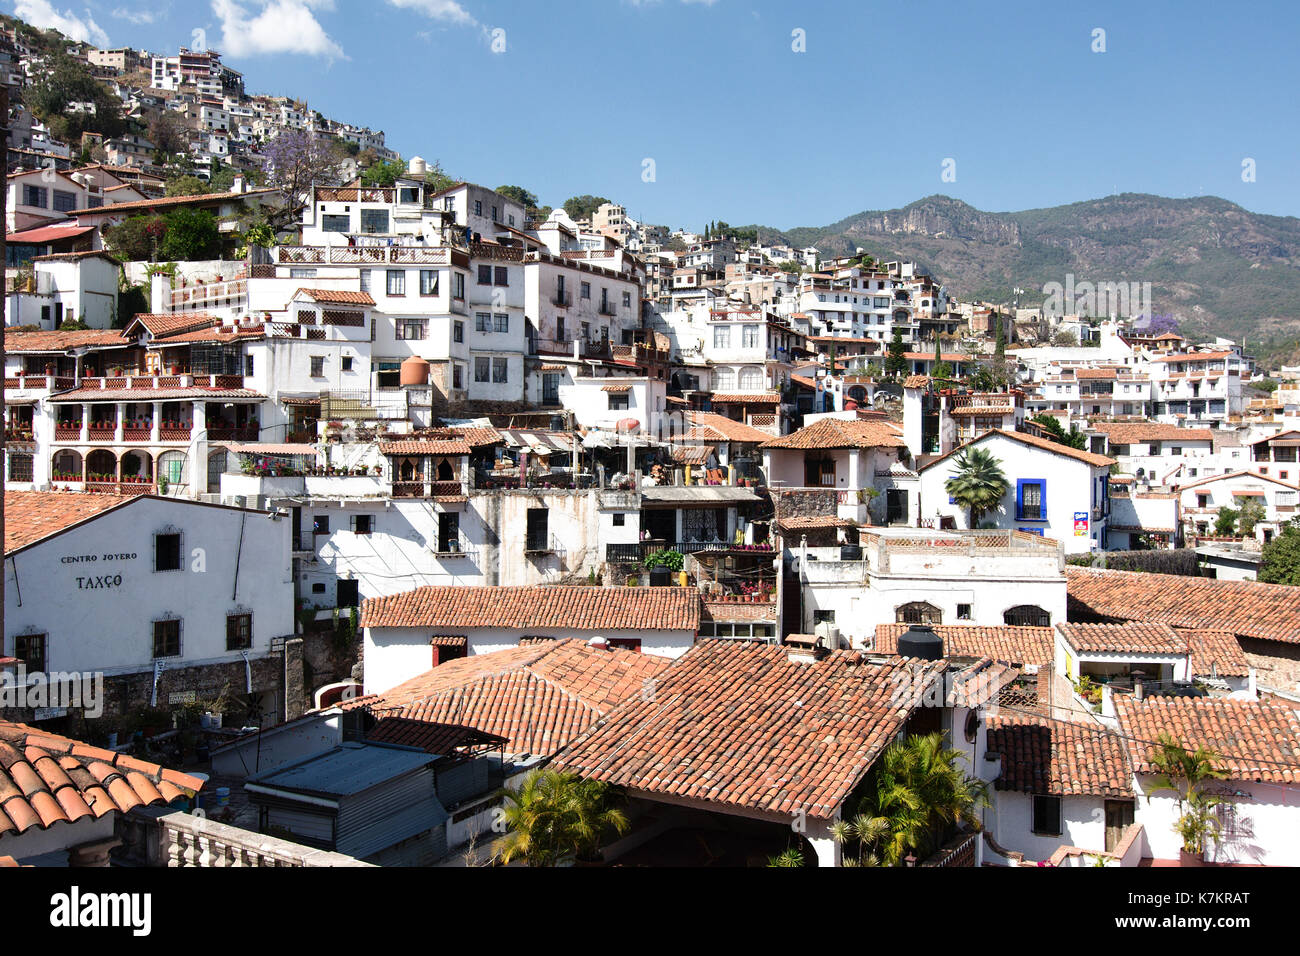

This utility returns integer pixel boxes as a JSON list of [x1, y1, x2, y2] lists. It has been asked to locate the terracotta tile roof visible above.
[[1072, 367, 1119, 380], [670, 444, 712, 464], [601, 383, 632, 392], [1095, 423, 1215, 445], [710, 392, 781, 404], [684, 411, 772, 444], [776, 515, 857, 532], [902, 374, 931, 389], [4, 492, 136, 554], [873, 624, 1055, 668], [0, 721, 204, 838], [986, 716, 1133, 797], [294, 288, 375, 306], [377, 440, 472, 456], [552, 641, 947, 820], [1065, 567, 1300, 645], [351, 641, 670, 757], [74, 188, 277, 218], [4, 329, 131, 353], [48, 386, 264, 402], [700, 600, 777, 622], [153, 325, 265, 344], [1149, 351, 1235, 363], [445, 426, 503, 447], [1115, 696, 1300, 784], [948, 404, 1013, 416], [1177, 470, 1298, 493], [364, 717, 507, 755], [128, 313, 219, 338], [1180, 629, 1251, 679], [760, 417, 909, 451], [920, 429, 1115, 470], [361, 585, 701, 632], [1057, 621, 1189, 655]]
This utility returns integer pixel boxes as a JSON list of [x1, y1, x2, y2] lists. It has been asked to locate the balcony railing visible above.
[[552, 291, 572, 307], [606, 541, 773, 563], [205, 424, 260, 442], [87, 422, 117, 440], [168, 278, 247, 311], [54, 423, 81, 440], [599, 302, 617, 316]]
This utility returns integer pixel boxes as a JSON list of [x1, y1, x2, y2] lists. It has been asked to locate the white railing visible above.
[[168, 278, 248, 310], [118, 807, 373, 867]]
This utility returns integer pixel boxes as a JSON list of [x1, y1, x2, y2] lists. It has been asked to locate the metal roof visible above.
[[246, 741, 436, 799]]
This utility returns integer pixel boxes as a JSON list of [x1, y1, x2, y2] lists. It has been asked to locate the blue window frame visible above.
[[1016, 479, 1046, 521]]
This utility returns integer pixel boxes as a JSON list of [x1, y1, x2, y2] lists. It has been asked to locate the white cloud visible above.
[[13, 0, 110, 45], [386, 0, 476, 26], [111, 5, 160, 24], [211, 0, 345, 60]]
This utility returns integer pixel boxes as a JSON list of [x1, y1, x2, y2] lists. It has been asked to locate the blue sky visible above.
[[15, 0, 1300, 230]]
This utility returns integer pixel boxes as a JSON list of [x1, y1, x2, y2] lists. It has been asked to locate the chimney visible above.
[[1131, 670, 1146, 701]]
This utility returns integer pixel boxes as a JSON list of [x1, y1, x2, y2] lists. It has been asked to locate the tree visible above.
[[1237, 498, 1265, 538], [165, 174, 209, 197], [496, 185, 539, 211], [994, 312, 1006, 359], [360, 159, 406, 188], [26, 54, 125, 142], [1259, 519, 1300, 585], [423, 160, 458, 194], [1145, 732, 1227, 857], [103, 215, 167, 261], [262, 128, 347, 232], [1051, 329, 1079, 347], [562, 195, 611, 221], [158, 208, 221, 261], [148, 110, 189, 158], [1030, 414, 1086, 450], [493, 768, 629, 867], [1213, 506, 1239, 537], [832, 733, 988, 866], [885, 326, 908, 377], [944, 447, 1009, 528]]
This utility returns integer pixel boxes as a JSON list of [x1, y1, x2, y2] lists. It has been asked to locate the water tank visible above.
[[897, 624, 944, 660], [840, 544, 863, 561], [648, 566, 672, 587], [408, 156, 427, 177], [399, 355, 430, 387]]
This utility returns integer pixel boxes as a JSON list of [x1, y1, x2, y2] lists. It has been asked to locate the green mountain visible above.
[[754, 193, 1300, 350]]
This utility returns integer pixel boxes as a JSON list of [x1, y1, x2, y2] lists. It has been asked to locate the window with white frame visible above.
[[386, 270, 405, 296], [713, 326, 731, 349]]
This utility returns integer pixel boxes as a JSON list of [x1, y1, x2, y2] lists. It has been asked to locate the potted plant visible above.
[[1145, 731, 1227, 866]]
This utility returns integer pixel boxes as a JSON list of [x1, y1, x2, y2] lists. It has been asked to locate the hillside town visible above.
[[2, 21, 1299, 876]]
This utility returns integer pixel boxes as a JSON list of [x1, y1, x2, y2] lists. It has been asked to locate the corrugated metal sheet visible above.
[[335, 767, 448, 860]]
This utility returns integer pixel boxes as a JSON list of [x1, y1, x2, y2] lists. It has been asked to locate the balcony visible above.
[[159, 423, 193, 441], [391, 479, 467, 498], [606, 541, 774, 564], [598, 302, 617, 317], [87, 422, 117, 441], [54, 423, 81, 441], [205, 424, 260, 442], [167, 278, 247, 312], [552, 291, 573, 307]]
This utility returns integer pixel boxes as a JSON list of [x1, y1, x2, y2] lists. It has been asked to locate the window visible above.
[[14, 633, 46, 673], [22, 184, 47, 207], [525, 508, 549, 551], [957, 603, 972, 620], [397, 318, 427, 340], [341, 355, 353, 371], [321, 213, 349, 232], [386, 270, 405, 296], [492, 358, 508, 383], [476, 312, 492, 332], [1016, 479, 1046, 521], [153, 619, 182, 658], [1004, 605, 1050, 627], [226, 614, 252, 650], [475, 356, 490, 382], [713, 326, 731, 349], [608, 392, 629, 411], [494, 266, 508, 287], [494, 313, 509, 333], [477, 265, 492, 285], [612, 513, 626, 527], [491, 204, 499, 222], [7, 453, 33, 482], [580, 281, 591, 299], [350, 514, 373, 535], [474, 199, 482, 216], [742, 324, 759, 349], [896, 602, 942, 625], [452, 364, 463, 389], [359, 270, 371, 293], [437, 512, 460, 552], [453, 272, 465, 298], [1032, 794, 1062, 836], [452, 321, 463, 343], [360, 209, 389, 233], [310, 356, 325, 377], [52, 190, 77, 212], [312, 515, 330, 534], [805, 457, 835, 487], [376, 361, 401, 388], [738, 367, 764, 391], [623, 291, 632, 308], [419, 270, 439, 296], [289, 268, 317, 279], [556, 317, 566, 341], [155, 532, 182, 572], [812, 610, 836, 625]]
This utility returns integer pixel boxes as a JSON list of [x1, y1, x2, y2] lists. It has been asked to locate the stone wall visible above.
[[770, 488, 838, 522]]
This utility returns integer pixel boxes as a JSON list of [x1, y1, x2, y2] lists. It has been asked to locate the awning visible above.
[[280, 396, 322, 407]]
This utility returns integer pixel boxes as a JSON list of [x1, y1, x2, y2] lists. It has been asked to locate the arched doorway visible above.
[[51, 450, 83, 482], [157, 451, 187, 492], [120, 449, 153, 482], [896, 601, 942, 625], [86, 449, 117, 484]]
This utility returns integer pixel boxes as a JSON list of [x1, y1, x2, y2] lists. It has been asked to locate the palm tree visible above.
[[1145, 732, 1227, 858], [493, 768, 630, 867], [944, 447, 1010, 529], [833, 732, 988, 866]]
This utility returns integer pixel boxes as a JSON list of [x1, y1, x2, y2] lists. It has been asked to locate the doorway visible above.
[[1104, 799, 1135, 852], [886, 488, 908, 525]]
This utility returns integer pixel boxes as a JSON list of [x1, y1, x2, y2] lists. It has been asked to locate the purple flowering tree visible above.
[[262, 129, 348, 233]]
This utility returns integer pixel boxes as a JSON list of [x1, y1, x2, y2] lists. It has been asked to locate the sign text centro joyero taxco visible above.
[[0, 666, 104, 719]]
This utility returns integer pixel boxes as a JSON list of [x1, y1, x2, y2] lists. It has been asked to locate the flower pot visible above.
[[1178, 848, 1204, 867]]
